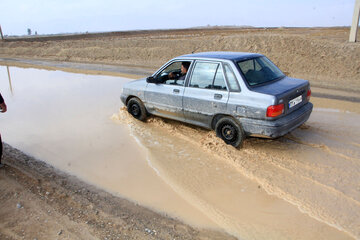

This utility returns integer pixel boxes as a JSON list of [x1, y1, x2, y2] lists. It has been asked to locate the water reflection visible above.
[[6, 66, 13, 95]]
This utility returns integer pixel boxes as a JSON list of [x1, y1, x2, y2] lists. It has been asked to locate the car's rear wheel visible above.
[[127, 98, 147, 121], [215, 117, 244, 148]]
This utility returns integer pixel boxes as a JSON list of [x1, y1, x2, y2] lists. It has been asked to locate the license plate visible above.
[[289, 95, 302, 108]]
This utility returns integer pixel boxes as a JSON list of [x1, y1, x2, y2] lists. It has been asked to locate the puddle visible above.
[[0, 66, 217, 229], [1, 65, 358, 239]]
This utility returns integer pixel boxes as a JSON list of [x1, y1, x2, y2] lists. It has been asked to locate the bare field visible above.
[[1, 27, 359, 91]]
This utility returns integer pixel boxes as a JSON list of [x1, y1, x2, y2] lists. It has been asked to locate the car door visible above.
[[144, 61, 189, 121], [183, 61, 229, 128]]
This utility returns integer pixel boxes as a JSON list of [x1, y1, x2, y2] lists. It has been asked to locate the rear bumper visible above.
[[239, 102, 313, 138]]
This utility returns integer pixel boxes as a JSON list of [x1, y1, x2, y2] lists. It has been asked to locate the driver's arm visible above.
[[168, 72, 175, 79]]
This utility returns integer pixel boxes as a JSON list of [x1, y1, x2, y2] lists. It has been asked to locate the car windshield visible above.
[[237, 56, 285, 86]]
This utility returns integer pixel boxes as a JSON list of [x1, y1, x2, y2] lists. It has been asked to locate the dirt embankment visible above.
[[0, 27, 359, 91]]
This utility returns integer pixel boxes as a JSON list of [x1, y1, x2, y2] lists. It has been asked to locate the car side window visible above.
[[156, 61, 185, 86], [212, 65, 227, 90], [189, 62, 227, 90], [223, 64, 240, 92]]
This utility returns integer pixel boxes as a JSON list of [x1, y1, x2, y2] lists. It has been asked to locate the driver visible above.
[[168, 62, 190, 80]]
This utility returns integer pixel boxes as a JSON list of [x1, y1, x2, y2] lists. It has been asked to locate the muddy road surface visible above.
[[0, 63, 359, 239]]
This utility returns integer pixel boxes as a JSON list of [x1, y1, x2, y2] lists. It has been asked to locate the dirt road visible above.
[[0, 60, 358, 239]]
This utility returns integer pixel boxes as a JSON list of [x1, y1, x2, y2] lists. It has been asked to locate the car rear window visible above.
[[237, 57, 285, 86]]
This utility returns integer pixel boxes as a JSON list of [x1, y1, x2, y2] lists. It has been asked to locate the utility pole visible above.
[[349, 0, 360, 42], [0, 25, 4, 40]]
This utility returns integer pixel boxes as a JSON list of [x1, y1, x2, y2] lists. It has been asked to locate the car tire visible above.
[[215, 117, 244, 148], [127, 98, 147, 121]]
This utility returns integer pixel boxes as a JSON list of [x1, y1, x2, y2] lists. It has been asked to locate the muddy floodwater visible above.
[[0, 66, 359, 240]]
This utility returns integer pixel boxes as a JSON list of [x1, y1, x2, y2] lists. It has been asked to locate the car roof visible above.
[[177, 51, 264, 62]]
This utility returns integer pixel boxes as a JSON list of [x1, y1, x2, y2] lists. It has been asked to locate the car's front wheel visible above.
[[215, 117, 244, 148], [127, 97, 147, 121]]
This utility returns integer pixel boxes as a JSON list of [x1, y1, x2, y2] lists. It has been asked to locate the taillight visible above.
[[307, 89, 311, 101], [267, 104, 284, 117]]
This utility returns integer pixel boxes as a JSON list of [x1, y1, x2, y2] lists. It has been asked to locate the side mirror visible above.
[[146, 76, 157, 83]]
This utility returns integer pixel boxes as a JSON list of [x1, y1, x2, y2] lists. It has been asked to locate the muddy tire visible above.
[[127, 98, 147, 121], [215, 117, 244, 148]]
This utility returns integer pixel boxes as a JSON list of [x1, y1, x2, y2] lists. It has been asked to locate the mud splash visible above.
[[113, 105, 357, 239]]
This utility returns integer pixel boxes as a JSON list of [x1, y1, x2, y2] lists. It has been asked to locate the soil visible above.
[[0, 27, 359, 92]]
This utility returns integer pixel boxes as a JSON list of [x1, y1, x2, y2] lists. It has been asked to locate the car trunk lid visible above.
[[251, 76, 310, 116]]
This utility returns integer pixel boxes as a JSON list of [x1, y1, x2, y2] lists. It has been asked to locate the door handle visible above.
[[214, 93, 222, 100], [173, 89, 180, 94]]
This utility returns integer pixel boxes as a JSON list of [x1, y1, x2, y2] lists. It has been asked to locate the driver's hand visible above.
[[168, 72, 175, 79]]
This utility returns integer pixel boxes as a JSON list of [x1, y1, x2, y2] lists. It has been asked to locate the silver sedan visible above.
[[121, 52, 313, 148]]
